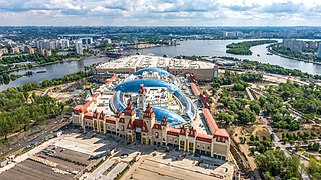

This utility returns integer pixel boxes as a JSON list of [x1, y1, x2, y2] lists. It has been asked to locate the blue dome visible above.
[[114, 79, 178, 93], [134, 67, 171, 76], [153, 107, 186, 126]]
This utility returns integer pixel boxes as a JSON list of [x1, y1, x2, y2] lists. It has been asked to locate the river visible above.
[[0, 57, 109, 91], [1, 39, 321, 91]]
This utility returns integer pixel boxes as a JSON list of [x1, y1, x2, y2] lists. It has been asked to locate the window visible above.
[[155, 132, 159, 138], [207, 146, 210, 150], [121, 125, 124, 131]]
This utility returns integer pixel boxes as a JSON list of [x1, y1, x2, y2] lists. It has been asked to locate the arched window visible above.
[[155, 132, 159, 138], [121, 125, 124, 131]]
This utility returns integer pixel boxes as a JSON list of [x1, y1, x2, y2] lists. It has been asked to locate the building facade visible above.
[[72, 86, 230, 160]]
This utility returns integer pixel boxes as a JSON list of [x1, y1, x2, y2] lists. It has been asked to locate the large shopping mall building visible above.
[[72, 55, 229, 161]]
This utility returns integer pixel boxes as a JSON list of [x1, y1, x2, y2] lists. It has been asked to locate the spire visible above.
[[93, 109, 99, 118], [99, 110, 105, 120], [180, 126, 187, 135], [144, 102, 155, 118], [188, 126, 197, 137], [139, 84, 146, 94], [124, 100, 136, 116], [161, 116, 168, 126]]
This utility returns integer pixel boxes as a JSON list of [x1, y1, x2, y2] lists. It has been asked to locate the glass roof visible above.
[[111, 91, 186, 126], [114, 79, 178, 93], [153, 107, 186, 126]]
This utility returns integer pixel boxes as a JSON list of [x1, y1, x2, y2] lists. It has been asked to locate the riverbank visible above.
[[0, 55, 98, 75], [267, 45, 321, 65]]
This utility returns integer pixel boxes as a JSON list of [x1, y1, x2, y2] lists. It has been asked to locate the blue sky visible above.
[[0, 0, 321, 26]]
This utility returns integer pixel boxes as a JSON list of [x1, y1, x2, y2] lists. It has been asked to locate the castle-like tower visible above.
[[138, 84, 146, 120]]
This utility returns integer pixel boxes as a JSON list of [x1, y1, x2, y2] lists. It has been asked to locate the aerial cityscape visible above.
[[0, 0, 321, 180]]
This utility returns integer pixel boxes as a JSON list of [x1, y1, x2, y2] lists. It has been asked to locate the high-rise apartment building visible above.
[[76, 40, 83, 55], [281, 39, 305, 53], [81, 37, 93, 45]]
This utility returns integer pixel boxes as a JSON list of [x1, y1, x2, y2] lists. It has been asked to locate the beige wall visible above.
[[195, 141, 212, 152], [213, 143, 229, 156], [168, 68, 214, 81], [167, 135, 179, 145]]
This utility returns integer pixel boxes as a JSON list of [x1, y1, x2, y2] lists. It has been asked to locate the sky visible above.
[[1, 0, 321, 26]]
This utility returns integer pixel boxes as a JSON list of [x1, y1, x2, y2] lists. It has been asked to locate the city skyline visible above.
[[1, 0, 321, 26]]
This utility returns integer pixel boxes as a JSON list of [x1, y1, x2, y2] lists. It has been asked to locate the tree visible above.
[[264, 171, 274, 180], [249, 100, 261, 115], [270, 134, 275, 142], [233, 83, 245, 91], [307, 159, 321, 180], [250, 135, 255, 142], [256, 150, 299, 178]]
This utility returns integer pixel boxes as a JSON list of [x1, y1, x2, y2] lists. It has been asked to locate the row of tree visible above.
[[226, 40, 277, 55], [255, 150, 300, 179], [0, 89, 64, 139], [271, 44, 319, 62]]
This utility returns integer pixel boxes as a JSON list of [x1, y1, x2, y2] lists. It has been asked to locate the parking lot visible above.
[[0, 159, 74, 180], [122, 149, 234, 180], [0, 129, 234, 180]]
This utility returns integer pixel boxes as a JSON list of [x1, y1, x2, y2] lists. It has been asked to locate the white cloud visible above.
[[0, 0, 321, 25]]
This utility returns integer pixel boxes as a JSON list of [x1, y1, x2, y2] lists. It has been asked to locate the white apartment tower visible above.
[[76, 40, 83, 55]]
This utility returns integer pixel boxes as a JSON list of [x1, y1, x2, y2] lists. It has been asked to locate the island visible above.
[[226, 40, 277, 55], [269, 43, 321, 63]]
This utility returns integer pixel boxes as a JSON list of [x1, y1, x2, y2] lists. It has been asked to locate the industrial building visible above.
[[94, 55, 217, 82]]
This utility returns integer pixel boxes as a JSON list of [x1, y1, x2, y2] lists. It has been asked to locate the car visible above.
[[91, 133, 96, 137]]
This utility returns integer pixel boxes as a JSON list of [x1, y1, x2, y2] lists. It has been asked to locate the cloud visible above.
[[263, 1, 302, 14], [0, 0, 320, 26]]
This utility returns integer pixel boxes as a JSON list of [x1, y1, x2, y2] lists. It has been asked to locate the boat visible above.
[[36, 70, 47, 73], [257, 54, 260, 57], [266, 52, 273, 55]]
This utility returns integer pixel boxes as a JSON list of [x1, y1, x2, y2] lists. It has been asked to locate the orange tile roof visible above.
[[167, 128, 180, 137], [214, 129, 229, 139], [84, 113, 93, 120], [152, 122, 162, 130], [73, 100, 93, 114], [92, 93, 100, 99], [190, 83, 200, 96], [196, 133, 212, 143], [106, 116, 116, 124], [202, 108, 219, 134]]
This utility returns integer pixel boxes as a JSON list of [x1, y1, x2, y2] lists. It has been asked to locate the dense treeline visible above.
[[215, 71, 263, 125], [0, 53, 81, 65], [0, 53, 81, 75], [307, 159, 321, 180], [0, 70, 91, 139], [239, 59, 315, 78], [255, 150, 300, 179], [271, 44, 319, 62], [226, 40, 277, 55], [213, 71, 263, 86], [0, 89, 64, 139], [273, 82, 321, 116]]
